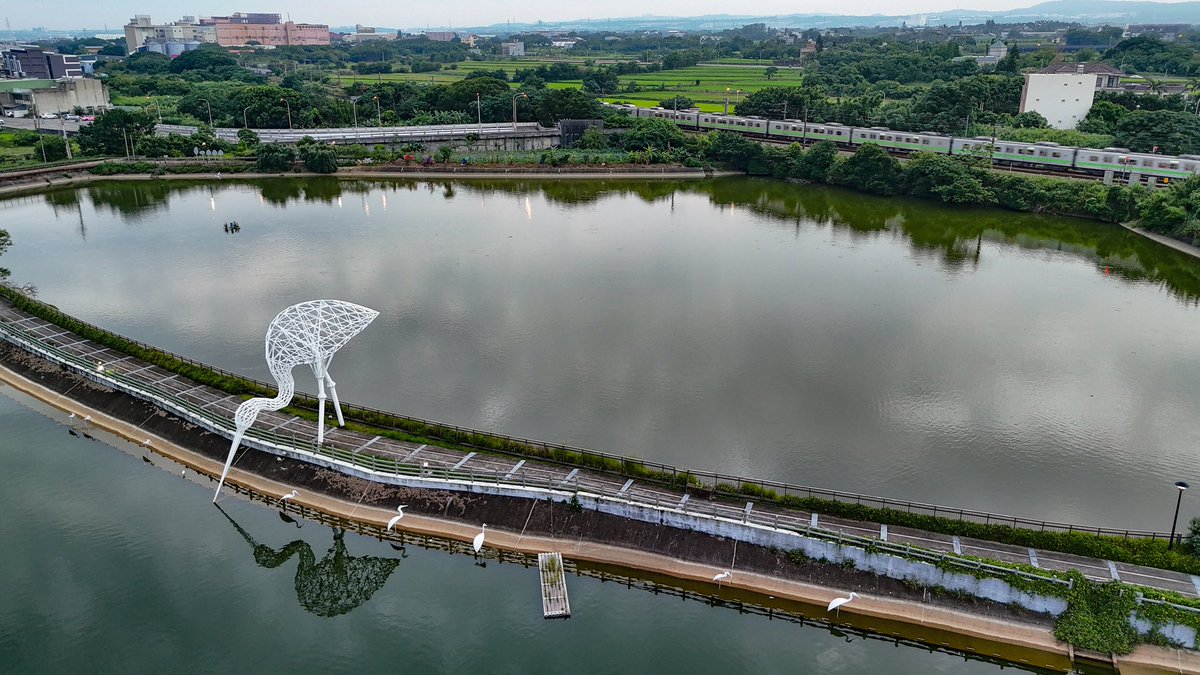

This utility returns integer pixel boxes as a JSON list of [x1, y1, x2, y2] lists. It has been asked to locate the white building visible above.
[[1019, 72, 1096, 129], [123, 15, 217, 54], [500, 41, 524, 56]]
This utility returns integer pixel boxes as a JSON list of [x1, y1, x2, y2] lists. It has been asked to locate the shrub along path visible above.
[[1, 296, 1198, 600]]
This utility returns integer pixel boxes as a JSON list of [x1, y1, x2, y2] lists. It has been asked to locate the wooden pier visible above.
[[537, 552, 571, 619]]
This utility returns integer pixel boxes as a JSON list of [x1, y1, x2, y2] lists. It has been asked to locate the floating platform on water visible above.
[[537, 552, 571, 619]]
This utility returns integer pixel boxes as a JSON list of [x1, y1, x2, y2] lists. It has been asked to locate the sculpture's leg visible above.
[[326, 372, 346, 427], [213, 429, 246, 503], [316, 376, 327, 446]]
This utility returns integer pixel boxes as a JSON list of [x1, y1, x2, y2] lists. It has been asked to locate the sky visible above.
[[5, 0, 1192, 31]]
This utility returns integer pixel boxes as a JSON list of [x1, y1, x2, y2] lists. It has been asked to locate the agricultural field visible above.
[[342, 59, 803, 113]]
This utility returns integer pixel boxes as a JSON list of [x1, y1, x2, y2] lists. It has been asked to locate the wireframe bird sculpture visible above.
[[713, 570, 732, 587], [386, 505, 408, 532], [473, 524, 487, 556], [279, 489, 299, 503], [213, 300, 379, 502], [827, 591, 859, 616]]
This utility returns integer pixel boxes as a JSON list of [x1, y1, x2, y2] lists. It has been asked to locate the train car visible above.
[[849, 127, 951, 155], [695, 112, 769, 134], [1079, 149, 1200, 184], [954, 139, 1077, 171]]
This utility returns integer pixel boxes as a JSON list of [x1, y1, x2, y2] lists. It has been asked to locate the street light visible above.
[[146, 96, 161, 123], [279, 97, 292, 130], [197, 97, 213, 127], [511, 92, 527, 129], [1169, 481, 1190, 550], [475, 92, 482, 131], [243, 105, 252, 129], [373, 95, 381, 127]]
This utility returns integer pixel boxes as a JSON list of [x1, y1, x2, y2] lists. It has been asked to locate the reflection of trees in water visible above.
[[218, 506, 401, 618], [84, 182, 185, 221]]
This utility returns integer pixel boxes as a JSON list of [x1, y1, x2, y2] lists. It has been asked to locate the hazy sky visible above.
[[7, 0, 1189, 31]]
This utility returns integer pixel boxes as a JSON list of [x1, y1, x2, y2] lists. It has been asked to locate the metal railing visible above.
[[0, 290, 1177, 542]]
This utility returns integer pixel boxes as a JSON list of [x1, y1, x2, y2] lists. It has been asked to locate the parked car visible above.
[[38, 112, 57, 119], [80, 115, 95, 122], [63, 114, 80, 121]]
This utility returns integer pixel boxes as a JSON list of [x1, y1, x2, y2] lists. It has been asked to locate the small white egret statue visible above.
[[212, 300, 379, 502], [140, 439, 151, 447], [473, 524, 487, 555], [827, 592, 859, 616], [713, 570, 732, 586], [386, 505, 408, 532], [83, 415, 92, 422], [279, 489, 298, 503], [68, 413, 76, 419]]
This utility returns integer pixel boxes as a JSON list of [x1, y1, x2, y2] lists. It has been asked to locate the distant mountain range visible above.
[[424, 1, 1200, 33]]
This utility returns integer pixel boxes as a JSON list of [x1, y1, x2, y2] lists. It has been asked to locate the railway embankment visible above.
[[4, 291, 1200, 668]]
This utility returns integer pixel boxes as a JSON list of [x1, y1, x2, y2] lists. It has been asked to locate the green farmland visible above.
[[342, 59, 803, 113]]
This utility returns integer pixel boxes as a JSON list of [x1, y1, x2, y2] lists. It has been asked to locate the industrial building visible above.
[[0, 78, 109, 117], [1, 46, 81, 79], [124, 12, 329, 52]]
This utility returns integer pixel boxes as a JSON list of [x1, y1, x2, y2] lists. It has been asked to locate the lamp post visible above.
[[197, 97, 213, 127], [350, 96, 360, 138], [60, 116, 72, 160], [243, 105, 252, 129], [511, 92, 527, 129], [475, 91, 482, 131], [373, 95, 381, 127], [1169, 481, 1190, 550], [146, 96, 161, 123], [279, 97, 292, 130]]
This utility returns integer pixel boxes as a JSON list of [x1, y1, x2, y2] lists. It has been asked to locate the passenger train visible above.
[[604, 103, 1200, 185]]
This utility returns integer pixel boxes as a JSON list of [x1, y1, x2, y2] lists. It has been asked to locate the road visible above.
[[1, 117, 85, 134]]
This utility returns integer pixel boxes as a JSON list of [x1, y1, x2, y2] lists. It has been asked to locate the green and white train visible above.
[[607, 104, 1200, 185]]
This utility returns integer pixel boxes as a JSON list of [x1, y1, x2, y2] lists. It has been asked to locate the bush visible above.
[[255, 144, 295, 172], [300, 146, 338, 174], [830, 144, 903, 196]]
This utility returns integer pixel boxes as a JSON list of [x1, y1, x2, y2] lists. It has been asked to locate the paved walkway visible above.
[[3, 298, 1200, 601]]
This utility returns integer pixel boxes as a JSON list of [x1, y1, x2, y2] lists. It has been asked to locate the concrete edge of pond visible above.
[[2, 359, 1197, 674], [1120, 222, 1200, 262]]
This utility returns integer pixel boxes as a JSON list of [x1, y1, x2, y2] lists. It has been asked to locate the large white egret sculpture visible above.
[[473, 524, 487, 555], [213, 299, 379, 502]]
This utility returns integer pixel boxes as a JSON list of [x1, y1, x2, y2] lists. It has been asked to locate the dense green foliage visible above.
[[255, 144, 297, 172], [76, 110, 156, 157]]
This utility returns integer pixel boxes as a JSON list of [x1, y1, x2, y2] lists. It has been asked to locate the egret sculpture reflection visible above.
[[217, 506, 401, 617], [213, 300, 379, 502]]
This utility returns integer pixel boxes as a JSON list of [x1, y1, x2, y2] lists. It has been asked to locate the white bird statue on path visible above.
[[279, 489, 298, 503], [212, 300, 379, 502], [473, 524, 487, 555], [386, 505, 408, 532], [827, 592, 859, 616], [713, 570, 732, 586]]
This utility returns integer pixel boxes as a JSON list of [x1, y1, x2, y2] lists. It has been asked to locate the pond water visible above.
[[3, 176, 1200, 531]]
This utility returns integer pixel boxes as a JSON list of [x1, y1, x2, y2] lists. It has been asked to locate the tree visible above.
[[764, 66, 779, 80], [793, 141, 840, 182], [76, 109, 156, 156], [169, 45, 236, 74], [621, 118, 688, 151], [903, 154, 995, 204], [830, 143, 903, 195], [1012, 111, 1048, 129], [255, 144, 296, 172], [437, 76, 509, 114], [536, 88, 601, 125], [582, 69, 620, 95], [301, 146, 338, 173], [1077, 100, 1129, 135], [32, 138, 69, 162], [703, 131, 766, 173], [658, 95, 694, 110], [237, 128, 261, 148], [0, 228, 10, 280], [575, 127, 609, 149], [1114, 110, 1200, 155]]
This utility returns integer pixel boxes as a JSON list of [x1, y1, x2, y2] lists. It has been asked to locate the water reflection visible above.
[[48, 177, 1200, 301], [218, 506, 401, 618]]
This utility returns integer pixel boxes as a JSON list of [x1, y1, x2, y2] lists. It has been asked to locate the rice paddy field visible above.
[[341, 59, 804, 112]]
